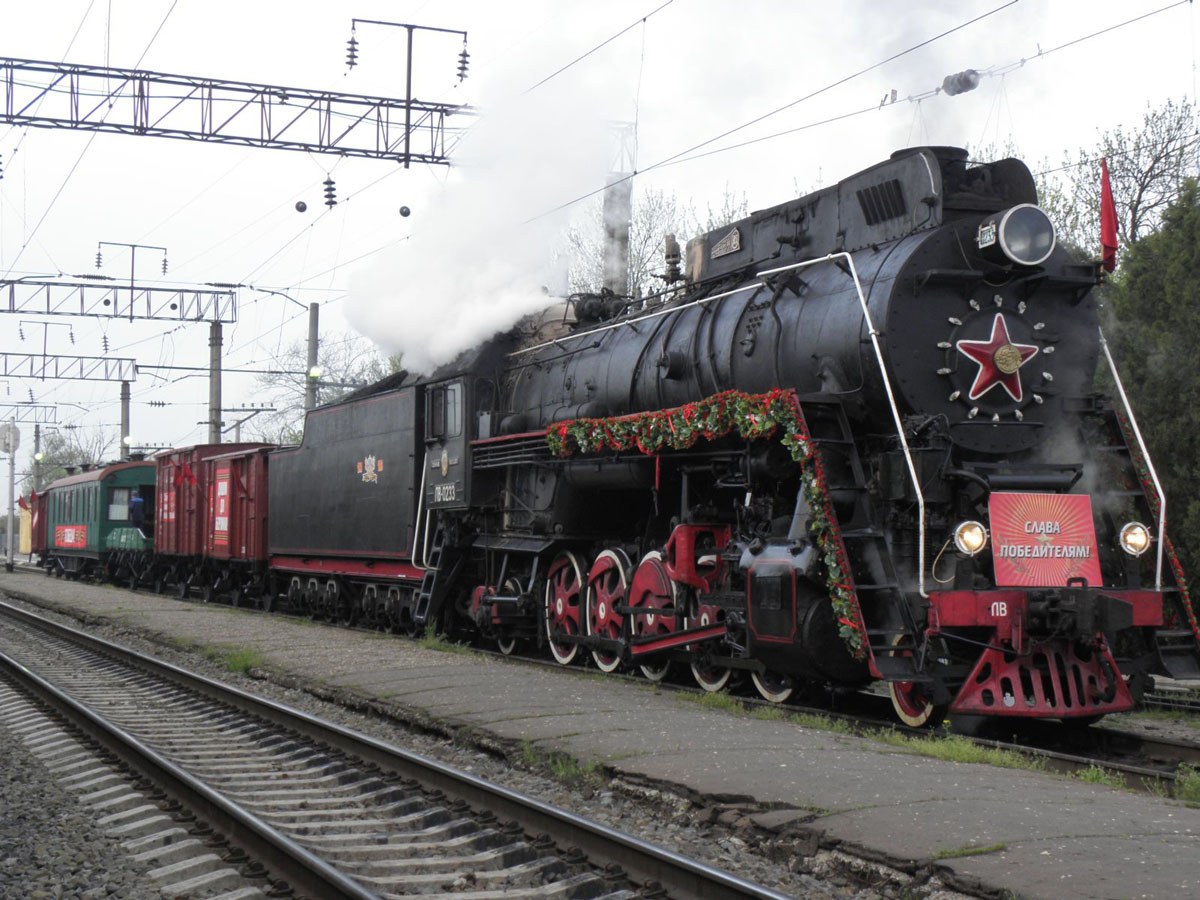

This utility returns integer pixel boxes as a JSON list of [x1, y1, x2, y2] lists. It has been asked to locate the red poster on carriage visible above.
[[989, 492, 1102, 587], [54, 525, 88, 548]]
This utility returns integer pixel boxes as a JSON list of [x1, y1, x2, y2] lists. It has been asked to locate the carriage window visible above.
[[109, 487, 130, 521]]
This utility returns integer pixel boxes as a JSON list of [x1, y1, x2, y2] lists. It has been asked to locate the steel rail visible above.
[[0, 646, 380, 900], [0, 600, 794, 900]]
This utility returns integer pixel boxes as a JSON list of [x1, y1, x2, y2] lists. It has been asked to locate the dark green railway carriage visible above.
[[41, 460, 157, 581]]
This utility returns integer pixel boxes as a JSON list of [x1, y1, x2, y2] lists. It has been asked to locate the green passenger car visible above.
[[41, 460, 157, 581]]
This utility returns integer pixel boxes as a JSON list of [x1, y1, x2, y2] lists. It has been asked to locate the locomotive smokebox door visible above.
[[424, 379, 469, 510]]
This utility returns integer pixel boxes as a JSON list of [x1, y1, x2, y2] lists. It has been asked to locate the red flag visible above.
[[1100, 157, 1118, 273], [18, 495, 28, 511]]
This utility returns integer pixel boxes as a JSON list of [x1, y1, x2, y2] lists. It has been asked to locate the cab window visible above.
[[425, 382, 463, 441]]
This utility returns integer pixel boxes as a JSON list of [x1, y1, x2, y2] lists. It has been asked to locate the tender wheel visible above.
[[887, 633, 948, 728], [176, 579, 189, 599], [153, 576, 165, 595], [585, 549, 631, 673], [751, 669, 795, 704], [201, 583, 214, 604], [228, 588, 241, 608], [544, 551, 584, 665], [629, 551, 677, 682], [688, 602, 730, 692]]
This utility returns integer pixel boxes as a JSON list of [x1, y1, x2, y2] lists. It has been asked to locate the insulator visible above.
[[346, 34, 359, 68], [948, 316, 962, 326], [96, 250, 103, 269], [941, 68, 980, 96], [968, 298, 980, 310], [457, 44, 470, 81], [18, 326, 24, 341], [69, 328, 75, 344], [323, 176, 337, 208], [161, 256, 168, 275], [28, 388, 34, 402], [102, 335, 109, 352]]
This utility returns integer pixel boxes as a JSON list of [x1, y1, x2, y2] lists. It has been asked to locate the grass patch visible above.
[[517, 739, 601, 785], [790, 711, 853, 734], [416, 629, 475, 655], [1072, 764, 1125, 788], [1126, 709, 1200, 728], [202, 644, 269, 674], [875, 732, 1045, 772], [1176, 766, 1200, 804], [932, 841, 1006, 860]]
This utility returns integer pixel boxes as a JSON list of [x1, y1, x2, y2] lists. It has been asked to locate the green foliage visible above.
[[202, 643, 269, 673], [1107, 180, 1200, 581], [1176, 765, 1200, 804], [1072, 764, 1125, 788]]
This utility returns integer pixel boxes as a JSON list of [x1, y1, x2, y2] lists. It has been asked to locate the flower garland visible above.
[[545, 389, 869, 658], [1114, 410, 1200, 643]]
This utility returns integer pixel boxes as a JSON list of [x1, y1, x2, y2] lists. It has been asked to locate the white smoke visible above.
[[346, 75, 616, 375]]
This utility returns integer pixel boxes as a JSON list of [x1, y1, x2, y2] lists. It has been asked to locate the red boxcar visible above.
[[151, 443, 273, 600], [202, 446, 271, 566]]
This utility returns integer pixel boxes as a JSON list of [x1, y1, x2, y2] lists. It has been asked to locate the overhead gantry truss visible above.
[[0, 404, 58, 424], [0, 353, 137, 382], [1, 279, 237, 323], [1, 57, 470, 166]]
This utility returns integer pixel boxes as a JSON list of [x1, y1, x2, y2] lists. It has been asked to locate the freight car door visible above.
[[424, 379, 469, 510]]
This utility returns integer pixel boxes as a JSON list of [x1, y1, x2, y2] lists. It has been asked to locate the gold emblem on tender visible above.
[[993, 344, 1023, 374], [440, 449, 450, 477]]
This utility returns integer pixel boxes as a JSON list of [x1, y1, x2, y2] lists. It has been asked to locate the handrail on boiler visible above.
[[1098, 328, 1165, 589], [757, 254, 929, 598]]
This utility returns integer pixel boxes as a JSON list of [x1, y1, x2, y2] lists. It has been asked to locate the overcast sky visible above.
[[1, 0, 1196, 486]]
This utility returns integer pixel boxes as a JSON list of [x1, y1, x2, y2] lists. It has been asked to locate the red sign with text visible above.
[[210, 465, 230, 548], [989, 492, 1102, 587], [54, 525, 88, 548]]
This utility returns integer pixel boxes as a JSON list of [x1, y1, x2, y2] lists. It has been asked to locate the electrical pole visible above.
[[3, 420, 16, 573], [32, 424, 41, 492], [208, 321, 222, 444], [119, 381, 131, 459], [305, 303, 320, 411]]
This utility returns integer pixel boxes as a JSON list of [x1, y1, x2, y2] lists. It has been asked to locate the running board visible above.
[[628, 623, 727, 658]]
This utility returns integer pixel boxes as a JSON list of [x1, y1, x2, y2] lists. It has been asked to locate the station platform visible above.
[[2, 568, 1197, 900]]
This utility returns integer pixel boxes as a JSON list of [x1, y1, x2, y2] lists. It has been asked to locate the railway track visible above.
[[0, 600, 794, 900]]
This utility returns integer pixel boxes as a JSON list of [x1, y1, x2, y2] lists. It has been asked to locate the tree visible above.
[[1106, 179, 1200, 578], [1038, 98, 1199, 260], [567, 185, 749, 298], [250, 333, 401, 443], [19, 427, 117, 494]]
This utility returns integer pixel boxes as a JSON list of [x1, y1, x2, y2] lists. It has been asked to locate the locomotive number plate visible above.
[[433, 483, 457, 503]]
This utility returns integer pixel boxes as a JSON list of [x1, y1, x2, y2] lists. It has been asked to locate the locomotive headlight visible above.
[[1119, 522, 1152, 557], [976, 204, 1056, 267], [953, 520, 988, 556]]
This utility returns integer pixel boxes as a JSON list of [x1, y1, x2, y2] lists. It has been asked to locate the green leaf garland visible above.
[[545, 389, 869, 658]]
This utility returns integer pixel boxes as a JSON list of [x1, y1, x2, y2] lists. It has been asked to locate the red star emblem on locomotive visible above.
[[955, 313, 1039, 402]]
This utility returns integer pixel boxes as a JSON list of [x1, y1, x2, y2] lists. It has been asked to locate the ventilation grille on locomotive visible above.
[[856, 179, 906, 226]]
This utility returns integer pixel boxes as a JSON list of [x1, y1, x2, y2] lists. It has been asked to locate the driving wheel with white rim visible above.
[[887, 633, 949, 728], [751, 669, 795, 703], [585, 549, 630, 673], [688, 601, 731, 692], [628, 551, 678, 682], [544, 551, 584, 665]]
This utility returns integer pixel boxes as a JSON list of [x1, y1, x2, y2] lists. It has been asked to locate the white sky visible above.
[[1, 0, 1197, 488]]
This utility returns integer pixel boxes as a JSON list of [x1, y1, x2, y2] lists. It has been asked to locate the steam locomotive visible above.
[[31, 146, 1200, 726]]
